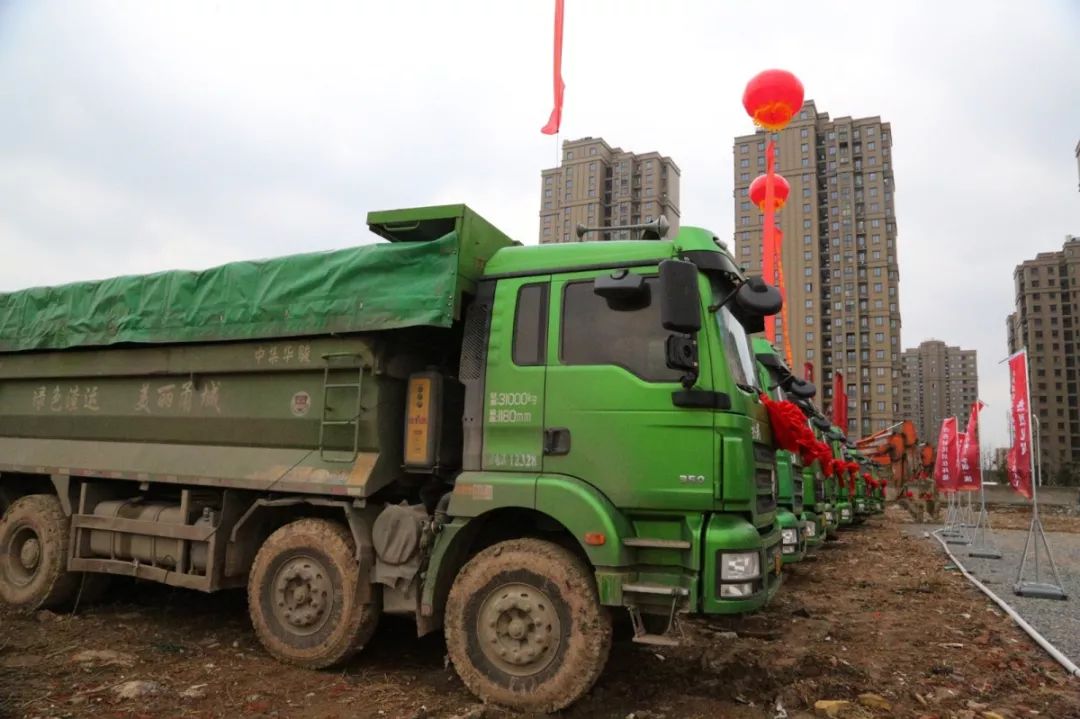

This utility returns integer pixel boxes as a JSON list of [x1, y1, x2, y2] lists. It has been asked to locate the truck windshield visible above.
[[710, 277, 760, 393]]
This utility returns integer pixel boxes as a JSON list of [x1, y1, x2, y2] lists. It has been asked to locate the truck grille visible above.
[[814, 476, 826, 502], [755, 466, 776, 515]]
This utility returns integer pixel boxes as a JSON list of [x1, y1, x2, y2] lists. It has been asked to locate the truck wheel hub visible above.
[[5, 526, 41, 585], [19, 536, 41, 571], [272, 556, 332, 634], [478, 583, 561, 676]]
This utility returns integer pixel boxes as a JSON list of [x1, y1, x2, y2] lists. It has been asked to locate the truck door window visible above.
[[512, 283, 548, 366], [560, 277, 681, 382]]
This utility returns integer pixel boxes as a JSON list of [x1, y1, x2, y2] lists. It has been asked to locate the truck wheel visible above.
[[0, 494, 79, 609], [247, 518, 380, 669], [445, 538, 612, 712]]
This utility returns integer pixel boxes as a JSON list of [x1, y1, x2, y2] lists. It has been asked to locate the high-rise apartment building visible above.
[[733, 101, 902, 437], [1007, 235, 1080, 483], [539, 137, 680, 244], [899, 340, 979, 443]]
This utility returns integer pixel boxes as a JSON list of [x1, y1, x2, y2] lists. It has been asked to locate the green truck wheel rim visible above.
[[477, 582, 562, 677], [272, 554, 335, 636]]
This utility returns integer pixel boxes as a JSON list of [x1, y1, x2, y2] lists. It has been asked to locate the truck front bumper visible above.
[[836, 501, 854, 526], [777, 509, 806, 564], [700, 514, 783, 615], [801, 510, 824, 548]]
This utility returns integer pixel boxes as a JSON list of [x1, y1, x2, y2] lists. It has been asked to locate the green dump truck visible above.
[[0, 205, 787, 712], [752, 338, 818, 563]]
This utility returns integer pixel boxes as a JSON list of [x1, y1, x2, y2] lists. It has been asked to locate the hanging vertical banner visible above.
[[958, 400, 985, 491], [540, 0, 566, 135], [933, 416, 958, 492], [1007, 350, 1034, 499], [831, 370, 847, 433], [804, 361, 814, 383]]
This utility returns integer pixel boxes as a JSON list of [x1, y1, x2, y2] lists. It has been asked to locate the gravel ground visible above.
[[913, 521, 1080, 668]]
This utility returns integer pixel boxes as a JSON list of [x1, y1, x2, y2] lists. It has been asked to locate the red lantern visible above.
[[749, 173, 790, 212], [742, 69, 805, 131]]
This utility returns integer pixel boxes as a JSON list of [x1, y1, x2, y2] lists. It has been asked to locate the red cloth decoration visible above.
[[905, 490, 914, 499], [759, 394, 817, 459]]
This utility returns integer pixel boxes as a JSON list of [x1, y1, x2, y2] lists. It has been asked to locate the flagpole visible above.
[[970, 399, 1001, 558]]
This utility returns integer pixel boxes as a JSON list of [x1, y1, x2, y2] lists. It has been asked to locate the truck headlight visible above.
[[781, 528, 798, 546], [720, 582, 754, 598], [804, 522, 816, 537], [825, 511, 834, 522], [841, 508, 851, 520], [720, 552, 761, 580]]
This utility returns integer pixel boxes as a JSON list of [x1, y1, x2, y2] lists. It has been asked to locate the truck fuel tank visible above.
[[88, 499, 213, 571]]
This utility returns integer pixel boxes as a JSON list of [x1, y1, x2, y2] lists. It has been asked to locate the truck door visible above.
[[479, 275, 551, 472], [541, 270, 715, 510]]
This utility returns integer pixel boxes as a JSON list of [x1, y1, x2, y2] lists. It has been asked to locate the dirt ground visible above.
[[3, 507, 1079, 719], [982, 503, 1080, 534]]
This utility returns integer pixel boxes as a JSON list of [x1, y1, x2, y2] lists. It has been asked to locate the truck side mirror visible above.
[[785, 378, 817, 400], [594, 269, 647, 303], [735, 276, 783, 317], [658, 259, 701, 333]]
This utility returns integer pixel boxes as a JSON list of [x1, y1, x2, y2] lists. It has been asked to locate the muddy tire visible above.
[[248, 518, 380, 669], [0, 494, 79, 609], [445, 538, 612, 712]]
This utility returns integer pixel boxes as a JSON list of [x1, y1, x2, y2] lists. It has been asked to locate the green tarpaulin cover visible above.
[[0, 232, 463, 353]]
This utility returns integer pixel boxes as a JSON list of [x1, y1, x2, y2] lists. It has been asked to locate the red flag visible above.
[[958, 400, 985, 491], [1007, 350, 1034, 499], [804, 361, 814, 383], [540, 0, 566, 135], [831, 370, 847, 432], [933, 417, 958, 492]]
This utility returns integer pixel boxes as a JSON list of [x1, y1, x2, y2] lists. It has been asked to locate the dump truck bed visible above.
[[0, 204, 514, 353]]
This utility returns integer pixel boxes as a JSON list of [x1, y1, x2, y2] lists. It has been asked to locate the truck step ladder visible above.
[[624, 583, 688, 647], [318, 353, 365, 463]]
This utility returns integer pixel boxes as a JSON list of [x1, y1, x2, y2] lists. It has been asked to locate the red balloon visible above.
[[748, 173, 790, 211], [743, 69, 805, 131]]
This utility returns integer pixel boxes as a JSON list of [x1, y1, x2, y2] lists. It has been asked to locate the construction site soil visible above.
[[3, 507, 1079, 719]]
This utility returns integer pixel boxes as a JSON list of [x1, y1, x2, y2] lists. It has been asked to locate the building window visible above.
[[740, 144, 748, 154], [800, 128, 808, 137], [740, 158, 749, 168], [566, 151, 573, 160]]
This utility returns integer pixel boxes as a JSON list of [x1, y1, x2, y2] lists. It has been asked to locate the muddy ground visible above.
[[2, 507, 1079, 719]]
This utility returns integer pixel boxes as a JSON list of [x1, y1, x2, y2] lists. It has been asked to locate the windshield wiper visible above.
[[735, 382, 758, 394]]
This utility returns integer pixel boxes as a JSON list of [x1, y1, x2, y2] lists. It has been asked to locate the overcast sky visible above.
[[1, 1, 1078, 447]]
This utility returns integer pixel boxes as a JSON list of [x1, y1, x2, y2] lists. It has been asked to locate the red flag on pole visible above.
[[1007, 350, 1034, 499], [831, 370, 847, 432], [933, 416, 958, 492], [540, 0, 566, 135], [958, 400, 985, 491]]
